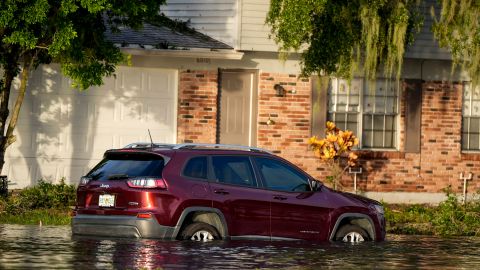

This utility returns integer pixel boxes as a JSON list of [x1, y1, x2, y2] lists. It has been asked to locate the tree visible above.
[[0, 0, 166, 174], [432, 0, 480, 88], [266, 0, 423, 81], [308, 121, 359, 190], [267, 0, 480, 87]]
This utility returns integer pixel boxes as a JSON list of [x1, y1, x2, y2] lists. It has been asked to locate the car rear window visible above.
[[87, 153, 164, 181]]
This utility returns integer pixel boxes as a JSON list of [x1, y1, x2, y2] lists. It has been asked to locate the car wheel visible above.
[[334, 224, 369, 243], [180, 222, 220, 242]]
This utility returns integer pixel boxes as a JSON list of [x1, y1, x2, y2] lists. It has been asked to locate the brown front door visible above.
[[219, 70, 257, 146]]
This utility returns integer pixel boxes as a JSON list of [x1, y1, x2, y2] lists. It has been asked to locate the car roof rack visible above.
[[123, 142, 272, 154], [123, 142, 176, 149], [172, 143, 272, 154]]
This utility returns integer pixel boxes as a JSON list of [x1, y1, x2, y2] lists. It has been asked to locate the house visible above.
[[5, 0, 480, 203]]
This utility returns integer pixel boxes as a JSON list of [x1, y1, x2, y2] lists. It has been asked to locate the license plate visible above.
[[98, 194, 115, 207]]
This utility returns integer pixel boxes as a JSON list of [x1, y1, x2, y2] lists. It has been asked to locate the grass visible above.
[[0, 208, 72, 225]]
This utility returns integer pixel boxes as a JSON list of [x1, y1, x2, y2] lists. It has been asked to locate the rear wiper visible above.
[[108, 174, 129, 180]]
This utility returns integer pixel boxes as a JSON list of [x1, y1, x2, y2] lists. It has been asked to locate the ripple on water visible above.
[[0, 224, 479, 269]]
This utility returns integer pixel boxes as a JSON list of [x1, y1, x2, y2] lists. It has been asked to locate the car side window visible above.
[[254, 157, 311, 192], [183, 157, 208, 180], [212, 156, 256, 187]]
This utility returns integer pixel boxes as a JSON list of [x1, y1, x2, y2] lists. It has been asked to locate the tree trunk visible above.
[[0, 55, 33, 174], [0, 68, 15, 174]]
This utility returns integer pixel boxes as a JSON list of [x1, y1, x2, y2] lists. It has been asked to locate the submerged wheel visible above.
[[335, 224, 369, 243], [180, 222, 220, 242]]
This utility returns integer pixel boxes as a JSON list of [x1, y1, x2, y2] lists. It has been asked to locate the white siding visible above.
[[404, 0, 451, 60], [163, 0, 238, 47], [5, 65, 178, 188], [240, 0, 278, 51]]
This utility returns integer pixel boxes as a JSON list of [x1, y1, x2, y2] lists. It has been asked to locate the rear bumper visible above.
[[72, 214, 176, 239]]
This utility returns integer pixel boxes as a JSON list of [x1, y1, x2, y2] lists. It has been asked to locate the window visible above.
[[88, 154, 164, 181], [183, 157, 208, 179], [254, 157, 310, 192], [328, 78, 398, 149], [212, 156, 256, 187], [462, 83, 480, 150]]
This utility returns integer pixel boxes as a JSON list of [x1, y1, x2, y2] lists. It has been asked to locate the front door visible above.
[[219, 70, 257, 146]]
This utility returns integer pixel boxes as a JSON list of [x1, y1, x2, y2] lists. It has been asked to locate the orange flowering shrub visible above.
[[309, 121, 359, 190]]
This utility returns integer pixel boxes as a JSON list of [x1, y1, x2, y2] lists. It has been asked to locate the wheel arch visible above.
[[329, 213, 376, 241], [173, 207, 229, 239]]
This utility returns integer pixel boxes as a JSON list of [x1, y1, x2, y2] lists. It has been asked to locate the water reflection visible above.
[[0, 224, 479, 269]]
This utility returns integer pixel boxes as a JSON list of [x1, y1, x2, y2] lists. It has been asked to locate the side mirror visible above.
[[310, 180, 323, 191]]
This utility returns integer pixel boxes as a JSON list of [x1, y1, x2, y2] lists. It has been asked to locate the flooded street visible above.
[[1, 224, 479, 269]]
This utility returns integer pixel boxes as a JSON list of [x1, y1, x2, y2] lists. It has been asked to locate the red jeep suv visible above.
[[72, 143, 386, 243]]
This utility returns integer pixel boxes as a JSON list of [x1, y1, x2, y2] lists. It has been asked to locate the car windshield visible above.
[[87, 153, 164, 181]]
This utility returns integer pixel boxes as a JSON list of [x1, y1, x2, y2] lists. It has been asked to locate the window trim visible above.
[[461, 81, 480, 152], [327, 77, 401, 150]]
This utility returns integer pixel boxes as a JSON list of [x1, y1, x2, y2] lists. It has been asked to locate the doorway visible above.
[[218, 69, 258, 146]]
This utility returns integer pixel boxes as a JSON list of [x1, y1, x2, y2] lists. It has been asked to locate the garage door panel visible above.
[[6, 65, 177, 188], [145, 100, 174, 127], [146, 71, 174, 97]]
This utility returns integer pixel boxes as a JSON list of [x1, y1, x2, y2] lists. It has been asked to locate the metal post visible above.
[[0, 175, 8, 197], [349, 167, 363, 194], [460, 172, 473, 205]]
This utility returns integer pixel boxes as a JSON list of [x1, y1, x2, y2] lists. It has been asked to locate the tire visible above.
[[334, 224, 370, 243], [180, 222, 220, 242]]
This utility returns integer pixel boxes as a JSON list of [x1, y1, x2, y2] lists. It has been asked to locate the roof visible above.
[[105, 22, 233, 50]]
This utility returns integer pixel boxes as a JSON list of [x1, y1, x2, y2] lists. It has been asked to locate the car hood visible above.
[[322, 186, 380, 207]]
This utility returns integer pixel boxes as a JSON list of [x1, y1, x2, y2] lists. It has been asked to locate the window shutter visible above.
[[404, 79, 422, 153], [311, 76, 330, 136]]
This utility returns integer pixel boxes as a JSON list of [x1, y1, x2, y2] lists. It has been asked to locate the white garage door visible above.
[[4, 65, 177, 188]]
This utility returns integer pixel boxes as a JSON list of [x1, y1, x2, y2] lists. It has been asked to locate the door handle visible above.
[[214, 189, 229, 195], [273, 195, 287, 201]]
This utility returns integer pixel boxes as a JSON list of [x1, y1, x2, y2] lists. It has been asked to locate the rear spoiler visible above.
[[103, 149, 172, 165]]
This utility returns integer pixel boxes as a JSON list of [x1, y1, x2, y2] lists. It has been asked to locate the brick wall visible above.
[[347, 82, 480, 193], [177, 70, 480, 194], [177, 70, 218, 143], [257, 72, 322, 177], [257, 74, 480, 193]]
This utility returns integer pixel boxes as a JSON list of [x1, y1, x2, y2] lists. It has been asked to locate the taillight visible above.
[[126, 178, 167, 189], [137, 213, 152, 219], [79, 176, 91, 186]]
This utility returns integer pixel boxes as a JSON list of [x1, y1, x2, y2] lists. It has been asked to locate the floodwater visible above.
[[0, 225, 479, 269]]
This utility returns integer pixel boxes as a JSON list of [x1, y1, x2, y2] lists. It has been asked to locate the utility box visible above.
[[0, 175, 7, 197]]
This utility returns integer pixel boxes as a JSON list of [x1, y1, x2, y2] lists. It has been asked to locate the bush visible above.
[[384, 190, 480, 237], [3, 179, 76, 214], [431, 191, 480, 236]]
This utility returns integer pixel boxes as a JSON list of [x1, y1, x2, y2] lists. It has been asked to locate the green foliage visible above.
[[432, 0, 480, 89], [266, 0, 423, 81], [0, 209, 71, 225], [0, 0, 166, 89], [384, 191, 480, 236], [0, 179, 76, 215]]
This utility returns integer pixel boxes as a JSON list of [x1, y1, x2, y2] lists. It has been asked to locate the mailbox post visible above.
[[0, 175, 7, 197]]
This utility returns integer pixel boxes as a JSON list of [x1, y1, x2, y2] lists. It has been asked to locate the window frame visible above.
[[327, 77, 401, 150], [461, 82, 480, 152]]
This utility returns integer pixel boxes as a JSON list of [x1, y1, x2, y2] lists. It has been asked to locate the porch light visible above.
[[274, 84, 286, 97]]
